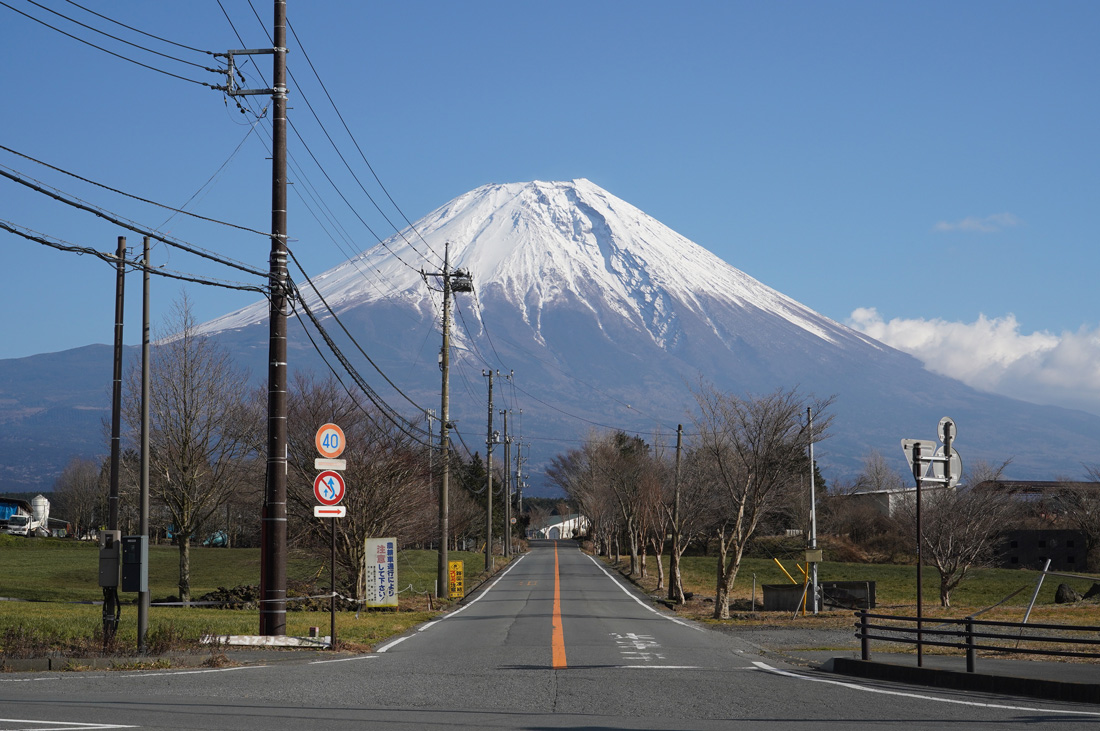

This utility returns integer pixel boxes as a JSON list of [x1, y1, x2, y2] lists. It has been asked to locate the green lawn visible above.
[[619, 552, 1100, 611], [0, 535, 494, 655]]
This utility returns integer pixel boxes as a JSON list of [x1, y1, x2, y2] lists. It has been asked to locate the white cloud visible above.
[[933, 213, 1022, 234], [848, 307, 1100, 415]]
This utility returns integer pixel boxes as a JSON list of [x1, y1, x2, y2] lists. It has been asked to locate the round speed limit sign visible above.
[[315, 423, 345, 459]]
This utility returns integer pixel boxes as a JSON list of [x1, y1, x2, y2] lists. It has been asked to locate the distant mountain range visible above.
[[3, 179, 1099, 494]]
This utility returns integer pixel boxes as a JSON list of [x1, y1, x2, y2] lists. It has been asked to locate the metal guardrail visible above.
[[856, 610, 1100, 673]]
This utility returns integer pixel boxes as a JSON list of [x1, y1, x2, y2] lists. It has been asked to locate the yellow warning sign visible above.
[[448, 560, 464, 599]]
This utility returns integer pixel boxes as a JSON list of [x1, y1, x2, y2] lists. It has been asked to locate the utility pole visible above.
[[103, 235, 126, 644], [214, 2, 289, 635], [514, 441, 525, 517], [426, 409, 436, 479], [669, 424, 684, 604], [260, 0, 290, 637], [483, 370, 495, 573], [499, 408, 510, 559], [807, 407, 818, 615], [423, 242, 473, 597], [138, 237, 151, 652]]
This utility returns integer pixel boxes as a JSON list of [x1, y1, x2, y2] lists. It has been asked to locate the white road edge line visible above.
[[617, 665, 702, 669], [0, 720, 136, 729], [751, 661, 1100, 717], [375, 636, 408, 653], [377, 554, 530, 653], [120, 665, 269, 679], [584, 553, 703, 631], [308, 654, 379, 665]]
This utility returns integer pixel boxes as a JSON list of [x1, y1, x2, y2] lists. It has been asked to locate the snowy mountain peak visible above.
[[200, 179, 877, 355]]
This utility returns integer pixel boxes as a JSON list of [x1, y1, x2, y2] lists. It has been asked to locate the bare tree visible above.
[[692, 384, 831, 620], [667, 447, 723, 602], [285, 372, 434, 599], [124, 295, 258, 602], [897, 458, 1016, 607], [855, 449, 907, 491], [51, 456, 104, 538], [1052, 464, 1100, 571]]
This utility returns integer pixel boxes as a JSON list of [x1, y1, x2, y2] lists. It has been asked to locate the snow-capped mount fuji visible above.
[[203, 179, 880, 358], [194, 179, 1100, 487]]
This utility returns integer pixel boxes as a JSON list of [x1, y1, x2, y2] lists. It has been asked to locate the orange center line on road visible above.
[[552, 543, 567, 669]]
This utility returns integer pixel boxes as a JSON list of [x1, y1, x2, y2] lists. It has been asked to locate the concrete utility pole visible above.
[[103, 235, 126, 643], [423, 242, 473, 597], [669, 424, 684, 604], [214, 1, 290, 636], [808, 407, 818, 615], [500, 408, 510, 559], [483, 370, 495, 573], [260, 0, 290, 637], [138, 237, 151, 652]]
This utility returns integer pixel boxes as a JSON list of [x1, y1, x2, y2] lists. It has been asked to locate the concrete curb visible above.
[[1, 653, 221, 673], [831, 657, 1100, 705]]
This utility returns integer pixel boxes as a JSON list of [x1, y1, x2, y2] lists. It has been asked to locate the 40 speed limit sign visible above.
[[315, 423, 345, 459]]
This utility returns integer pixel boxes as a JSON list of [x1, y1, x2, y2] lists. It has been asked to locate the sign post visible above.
[[901, 417, 962, 668], [314, 424, 347, 650]]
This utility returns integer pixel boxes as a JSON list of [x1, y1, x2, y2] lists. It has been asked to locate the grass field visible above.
[[2, 535, 1098, 657], [0, 534, 491, 656], [604, 551, 1100, 626]]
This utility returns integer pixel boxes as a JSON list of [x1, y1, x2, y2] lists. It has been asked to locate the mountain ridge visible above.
[[4, 179, 1100, 493]]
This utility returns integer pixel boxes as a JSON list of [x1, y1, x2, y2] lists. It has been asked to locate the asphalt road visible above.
[[1, 540, 1099, 729]]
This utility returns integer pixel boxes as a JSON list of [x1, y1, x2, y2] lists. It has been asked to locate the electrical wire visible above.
[[290, 288, 433, 446], [62, 0, 216, 56], [286, 247, 431, 415], [0, 144, 269, 239], [0, 218, 267, 294], [24, 0, 219, 71], [155, 121, 263, 231], [0, 165, 267, 278], [0, 0, 221, 88], [236, 0, 440, 272], [286, 16, 443, 267]]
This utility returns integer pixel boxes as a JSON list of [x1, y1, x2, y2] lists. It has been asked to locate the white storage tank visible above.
[[31, 494, 50, 525]]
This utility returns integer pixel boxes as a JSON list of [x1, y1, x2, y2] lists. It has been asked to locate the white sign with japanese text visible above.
[[362, 537, 398, 607]]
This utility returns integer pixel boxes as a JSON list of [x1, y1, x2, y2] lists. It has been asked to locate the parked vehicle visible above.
[[3, 514, 45, 537]]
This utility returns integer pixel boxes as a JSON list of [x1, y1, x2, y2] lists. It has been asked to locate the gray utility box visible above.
[[761, 581, 877, 611], [121, 535, 148, 593], [98, 530, 122, 588], [821, 581, 876, 609], [761, 584, 815, 612]]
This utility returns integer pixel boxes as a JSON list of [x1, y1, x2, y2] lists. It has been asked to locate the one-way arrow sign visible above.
[[901, 439, 937, 478]]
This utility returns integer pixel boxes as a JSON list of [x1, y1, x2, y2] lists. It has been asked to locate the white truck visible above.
[[3, 513, 44, 537]]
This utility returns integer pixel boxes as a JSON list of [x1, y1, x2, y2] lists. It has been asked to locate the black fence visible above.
[[856, 610, 1100, 672]]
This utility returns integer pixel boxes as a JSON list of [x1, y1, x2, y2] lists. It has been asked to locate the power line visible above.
[[286, 17, 443, 267], [286, 247, 431, 416], [25, 0, 219, 71], [62, 0, 216, 56], [0, 164, 267, 278], [235, 1, 441, 272], [0, 218, 267, 294], [290, 282, 432, 446], [0, 0, 221, 88], [0, 144, 270, 239]]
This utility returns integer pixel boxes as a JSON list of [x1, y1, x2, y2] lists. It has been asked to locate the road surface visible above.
[[1, 540, 1097, 729]]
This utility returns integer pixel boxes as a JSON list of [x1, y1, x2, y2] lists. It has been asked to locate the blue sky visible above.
[[2, 1, 1098, 414]]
